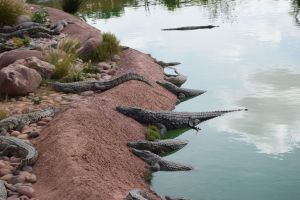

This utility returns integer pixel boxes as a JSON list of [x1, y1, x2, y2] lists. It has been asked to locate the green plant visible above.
[[12, 37, 31, 48], [143, 171, 153, 184], [60, 69, 85, 83], [22, 36, 31, 46], [82, 62, 100, 74], [32, 97, 42, 105], [61, 0, 83, 14], [0, 109, 8, 120], [87, 32, 120, 62], [31, 9, 48, 24], [48, 49, 75, 80], [0, 0, 27, 26], [146, 125, 160, 141], [57, 38, 81, 55]]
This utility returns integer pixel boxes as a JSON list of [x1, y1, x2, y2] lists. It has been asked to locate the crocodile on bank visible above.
[[0, 181, 6, 200], [162, 25, 219, 31], [157, 81, 206, 102], [132, 148, 192, 171], [0, 136, 38, 170], [0, 108, 59, 135], [125, 189, 151, 200], [51, 73, 151, 93], [128, 139, 188, 154], [117, 106, 247, 135]]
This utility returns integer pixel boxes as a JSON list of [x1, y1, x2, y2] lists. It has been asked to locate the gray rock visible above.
[[111, 54, 121, 62], [16, 15, 32, 25]]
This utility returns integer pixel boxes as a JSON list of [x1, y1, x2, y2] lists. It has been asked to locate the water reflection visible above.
[[218, 69, 300, 155], [290, 0, 300, 26]]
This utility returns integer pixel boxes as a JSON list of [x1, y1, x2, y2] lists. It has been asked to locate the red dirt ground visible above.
[[32, 48, 177, 200]]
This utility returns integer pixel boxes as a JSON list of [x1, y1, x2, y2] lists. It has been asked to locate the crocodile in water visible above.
[[117, 106, 246, 135], [132, 148, 192, 171], [51, 73, 151, 93], [162, 25, 219, 31], [128, 139, 188, 154]]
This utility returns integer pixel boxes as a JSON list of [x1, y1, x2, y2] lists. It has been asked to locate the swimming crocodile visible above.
[[51, 73, 151, 93], [0, 108, 59, 135], [162, 25, 219, 31], [117, 106, 246, 135], [157, 81, 206, 101], [0, 136, 38, 170], [128, 139, 188, 154], [132, 148, 192, 171]]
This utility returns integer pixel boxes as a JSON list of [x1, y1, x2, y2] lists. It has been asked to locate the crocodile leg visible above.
[[155, 123, 167, 136], [188, 118, 201, 131]]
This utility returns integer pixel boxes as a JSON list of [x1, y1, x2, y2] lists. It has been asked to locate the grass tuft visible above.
[[0, 0, 27, 26], [0, 109, 8, 120], [146, 125, 161, 141], [31, 8, 48, 24]]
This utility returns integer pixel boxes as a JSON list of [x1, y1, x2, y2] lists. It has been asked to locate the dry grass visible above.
[[0, 0, 27, 26]]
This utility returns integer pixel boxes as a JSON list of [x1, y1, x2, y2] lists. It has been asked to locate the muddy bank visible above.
[[33, 48, 178, 199]]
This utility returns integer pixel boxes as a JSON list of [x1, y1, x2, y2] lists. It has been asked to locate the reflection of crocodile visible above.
[[51, 73, 151, 93], [0, 136, 38, 170], [128, 139, 188, 154], [132, 148, 192, 171], [117, 106, 246, 135], [157, 81, 206, 101], [162, 25, 219, 31]]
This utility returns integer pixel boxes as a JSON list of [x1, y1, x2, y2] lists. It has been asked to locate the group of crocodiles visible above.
[[0, 62, 245, 199]]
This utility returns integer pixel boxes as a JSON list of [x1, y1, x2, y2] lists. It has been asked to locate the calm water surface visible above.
[[31, 0, 300, 199]]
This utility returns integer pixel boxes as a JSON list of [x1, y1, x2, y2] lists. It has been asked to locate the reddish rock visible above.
[[16, 185, 34, 198], [0, 50, 46, 70], [0, 64, 42, 96]]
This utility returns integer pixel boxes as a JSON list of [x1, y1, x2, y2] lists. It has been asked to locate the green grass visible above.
[[12, 37, 31, 48], [0, 0, 27, 26], [82, 62, 100, 74], [31, 8, 48, 24], [0, 109, 8, 120], [160, 127, 190, 139], [87, 32, 120, 62], [57, 38, 81, 55], [60, 69, 85, 83], [146, 125, 161, 141]]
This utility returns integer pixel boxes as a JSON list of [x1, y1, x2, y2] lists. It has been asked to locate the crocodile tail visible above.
[[112, 73, 152, 87]]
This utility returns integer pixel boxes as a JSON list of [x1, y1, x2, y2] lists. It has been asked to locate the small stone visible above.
[[53, 96, 62, 102], [111, 54, 121, 62], [26, 174, 37, 184], [7, 195, 20, 200], [80, 91, 94, 96], [21, 166, 33, 173], [101, 75, 112, 80], [11, 131, 21, 137], [108, 69, 116, 75], [19, 97, 27, 102], [37, 121, 47, 126], [17, 134, 28, 140], [1, 157, 10, 161], [28, 93, 34, 97], [0, 168, 12, 176], [0, 160, 7, 168], [19, 195, 30, 200], [10, 156, 22, 163], [16, 185, 34, 198], [21, 126, 30, 133], [0, 174, 14, 182], [29, 123, 37, 127], [27, 132, 39, 139], [10, 98, 16, 102]]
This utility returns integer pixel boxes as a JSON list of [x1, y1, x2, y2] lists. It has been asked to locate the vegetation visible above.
[[87, 32, 120, 62], [31, 8, 49, 24], [12, 37, 31, 48], [57, 38, 81, 55], [143, 171, 153, 184], [82, 62, 100, 74], [61, 0, 83, 14], [0, 109, 8, 120], [60, 69, 85, 83], [146, 125, 161, 141], [0, 0, 27, 26]]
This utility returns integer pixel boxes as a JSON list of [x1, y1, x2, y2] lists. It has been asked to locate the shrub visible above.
[[61, 0, 83, 14], [0, 109, 8, 120], [31, 9, 48, 24], [60, 69, 85, 83], [0, 0, 27, 26], [146, 125, 160, 141], [57, 38, 81, 55], [88, 32, 120, 62], [82, 62, 100, 74], [12, 36, 31, 48], [22, 36, 31, 46]]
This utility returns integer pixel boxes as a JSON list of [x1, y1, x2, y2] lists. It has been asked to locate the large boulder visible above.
[[14, 57, 55, 79], [0, 50, 46, 70], [0, 64, 42, 96]]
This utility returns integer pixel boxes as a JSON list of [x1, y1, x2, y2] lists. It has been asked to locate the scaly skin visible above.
[[132, 148, 192, 171], [117, 106, 246, 134], [162, 25, 219, 31], [0, 136, 38, 170], [157, 81, 206, 101], [0, 108, 59, 135], [0, 181, 6, 200], [51, 73, 151, 93], [128, 139, 188, 154], [126, 189, 150, 200]]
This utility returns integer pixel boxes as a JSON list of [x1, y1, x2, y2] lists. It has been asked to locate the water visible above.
[[30, 0, 300, 199]]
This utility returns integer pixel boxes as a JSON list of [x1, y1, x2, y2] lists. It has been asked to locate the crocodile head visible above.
[[116, 106, 144, 117], [131, 148, 156, 160]]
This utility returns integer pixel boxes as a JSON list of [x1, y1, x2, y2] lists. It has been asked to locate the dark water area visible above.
[[29, 0, 300, 199]]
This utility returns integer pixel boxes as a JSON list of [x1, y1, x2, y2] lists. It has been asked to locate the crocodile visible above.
[[157, 81, 206, 101], [0, 136, 38, 170], [128, 139, 188, 154], [132, 148, 192, 171], [51, 73, 151, 93], [0, 181, 6, 200], [126, 189, 151, 200], [117, 106, 246, 135], [162, 25, 219, 31], [0, 108, 59, 135], [165, 196, 190, 200]]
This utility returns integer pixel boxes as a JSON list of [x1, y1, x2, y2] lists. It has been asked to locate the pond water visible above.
[[29, 0, 300, 199]]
